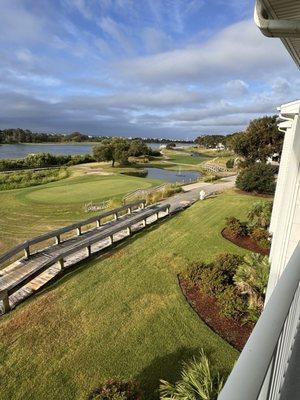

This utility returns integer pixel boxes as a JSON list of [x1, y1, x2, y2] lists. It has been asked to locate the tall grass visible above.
[[0, 168, 69, 190]]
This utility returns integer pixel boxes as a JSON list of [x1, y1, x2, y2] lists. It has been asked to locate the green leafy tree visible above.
[[236, 163, 276, 194], [232, 116, 283, 164], [93, 138, 131, 167], [159, 350, 224, 400]]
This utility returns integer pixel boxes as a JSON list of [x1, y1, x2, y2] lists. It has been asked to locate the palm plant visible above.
[[159, 350, 224, 400], [247, 201, 273, 229], [233, 254, 270, 322]]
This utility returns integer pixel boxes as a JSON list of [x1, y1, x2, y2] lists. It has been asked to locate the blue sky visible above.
[[0, 0, 299, 139]]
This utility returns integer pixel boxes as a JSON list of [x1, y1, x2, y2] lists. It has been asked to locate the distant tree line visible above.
[[0, 129, 110, 144]]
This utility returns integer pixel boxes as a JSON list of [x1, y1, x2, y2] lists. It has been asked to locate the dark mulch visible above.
[[222, 228, 270, 256], [179, 277, 254, 351]]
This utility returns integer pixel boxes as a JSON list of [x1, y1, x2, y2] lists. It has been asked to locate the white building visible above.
[[219, 1, 300, 399]]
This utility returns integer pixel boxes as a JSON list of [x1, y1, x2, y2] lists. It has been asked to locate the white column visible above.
[[266, 101, 300, 301]]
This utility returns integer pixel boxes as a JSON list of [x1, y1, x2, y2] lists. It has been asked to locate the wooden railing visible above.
[[0, 202, 170, 313], [0, 200, 146, 267]]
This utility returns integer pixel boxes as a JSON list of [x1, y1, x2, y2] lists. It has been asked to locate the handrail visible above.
[[218, 241, 300, 400], [0, 200, 146, 266], [0, 203, 170, 299]]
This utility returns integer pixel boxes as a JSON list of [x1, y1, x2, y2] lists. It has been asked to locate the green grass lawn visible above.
[[0, 190, 259, 400], [165, 150, 213, 166], [0, 173, 160, 252]]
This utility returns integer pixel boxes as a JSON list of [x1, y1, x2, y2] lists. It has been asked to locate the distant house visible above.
[[214, 142, 225, 151]]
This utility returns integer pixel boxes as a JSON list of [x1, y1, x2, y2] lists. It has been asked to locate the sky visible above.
[[0, 0, 299, 139]]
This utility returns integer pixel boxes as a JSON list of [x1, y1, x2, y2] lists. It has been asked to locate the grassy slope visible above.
[[0, 173, 160, 252], [0, 190, 258, 400]]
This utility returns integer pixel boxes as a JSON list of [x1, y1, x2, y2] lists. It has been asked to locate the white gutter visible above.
[[254, 0, 300, 38]]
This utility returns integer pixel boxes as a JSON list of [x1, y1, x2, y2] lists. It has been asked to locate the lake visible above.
[[145, 167, 200, 183], [0, 142, 192, 159]]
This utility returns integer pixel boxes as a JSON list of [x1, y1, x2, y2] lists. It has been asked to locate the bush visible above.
[[88, 380, 142, 400], [0, 153, 94, 171], [226, 159, 234, 169], [225, 217, 248, 238], [236, 163, 276, 194], [159, 350, 224, 400], [203, 174, 219, 183], [185, 253, 243, 296], [250, 228, 270, 249], [0, 168, 69, 190], [216, 286, 246, 319]]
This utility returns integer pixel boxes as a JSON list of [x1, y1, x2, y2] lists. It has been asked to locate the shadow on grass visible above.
[[135, 346, 216, 400]]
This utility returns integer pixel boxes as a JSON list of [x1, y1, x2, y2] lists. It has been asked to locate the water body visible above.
[[0, 142, 192, 159], [146, 167, 200, 183]]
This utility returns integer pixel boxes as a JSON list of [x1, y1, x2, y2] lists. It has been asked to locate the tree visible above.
[[128, 139, 149, 156], [93, 138, 131, 167], [236, 163, 276, 194], [195, 135, 225, 149], [232, 116, 283, 164]]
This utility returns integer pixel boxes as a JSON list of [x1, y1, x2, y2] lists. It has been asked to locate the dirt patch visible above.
[[222, 228, 269, 256], [179, 277, 254, 351]]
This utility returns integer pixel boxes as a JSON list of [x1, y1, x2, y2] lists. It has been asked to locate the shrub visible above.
[[250, 228, 270, 249], [226, 159, 234, 169], [183, 261, 212, 285], [236, 162, 276, 194], [185, 253, 243, 296], [203, 174, 219, 183], [216, 286, 246, 319], [159, 350, 224, 400], [88, 380, 142, 400], [225, 217, 248, 238]]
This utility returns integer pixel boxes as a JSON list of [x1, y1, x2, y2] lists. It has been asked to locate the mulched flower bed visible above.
[[179, 277, 254, 351], [222, 228, 270, 256]]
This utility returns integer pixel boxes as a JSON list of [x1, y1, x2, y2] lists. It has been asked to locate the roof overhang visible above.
[[254, 0, 300, 68]]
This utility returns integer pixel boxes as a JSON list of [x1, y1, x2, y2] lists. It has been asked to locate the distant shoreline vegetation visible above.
[[0, 128, 194, 145]]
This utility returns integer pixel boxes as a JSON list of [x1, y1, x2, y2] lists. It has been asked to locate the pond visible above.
[[0, 143, 93, 159], [145, 167, 200, 183], [0, 142, 193, 159]]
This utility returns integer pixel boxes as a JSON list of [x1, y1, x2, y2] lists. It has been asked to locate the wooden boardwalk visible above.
[[0, 201, 170, 314]]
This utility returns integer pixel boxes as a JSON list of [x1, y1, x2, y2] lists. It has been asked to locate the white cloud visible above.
[[118, 19, 295, 84]]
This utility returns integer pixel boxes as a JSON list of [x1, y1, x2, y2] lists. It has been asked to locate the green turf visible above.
[[167, 152, 213, 165], [0, 173, 160, 252], [0, 190, 258, 400]]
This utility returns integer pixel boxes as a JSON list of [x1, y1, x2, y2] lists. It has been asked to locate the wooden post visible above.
[[1, 291, 10, 313], [76, 227, 81, 236], [58, 258, 64, 269], [155, 213, 158, 221], [87, 245, 91, 257], [127, 207, 132, 214], [142, 219, 146, 227], [114, 213, 118, 221], [24, 246, 30, 258], [55, 235, 60, 245], [141, 202, 145, 209], [127, 226, 131, 235], [109, 235, 113, 245], [96, 219, 101, 228]]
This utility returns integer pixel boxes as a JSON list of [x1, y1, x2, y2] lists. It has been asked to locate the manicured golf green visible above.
[[0, 173, 160, 252], [0, 190, 258, 400], [167, 152, 213, 165]]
